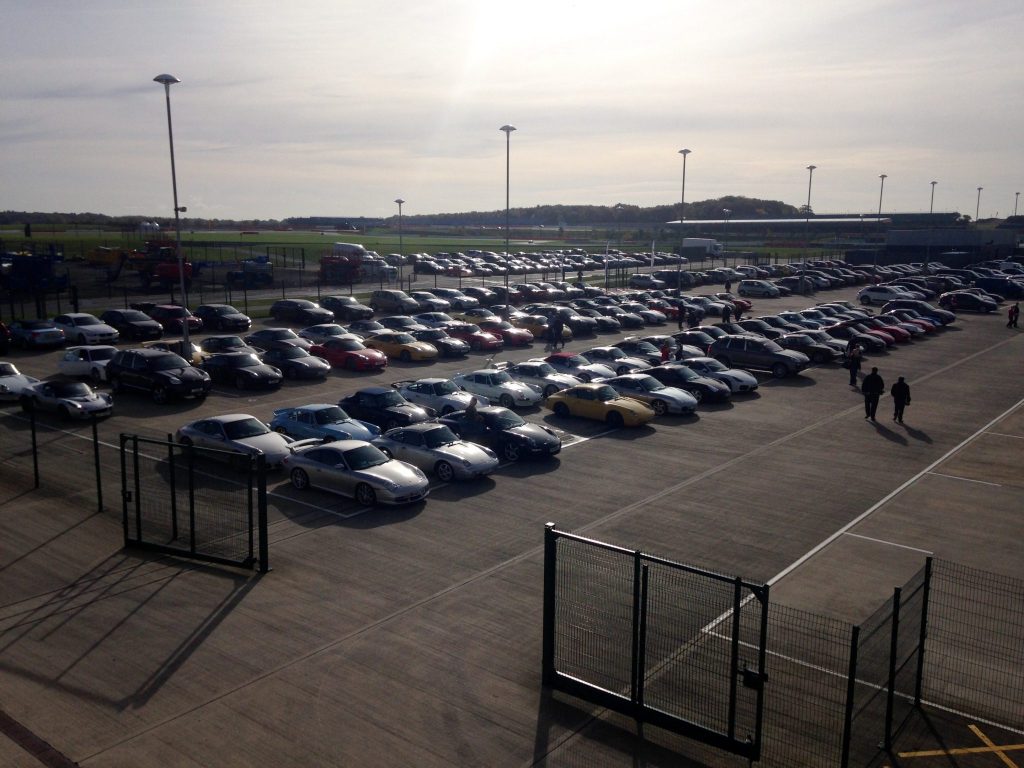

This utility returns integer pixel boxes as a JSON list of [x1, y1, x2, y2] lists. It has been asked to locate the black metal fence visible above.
[[120, 434, 269, 572]]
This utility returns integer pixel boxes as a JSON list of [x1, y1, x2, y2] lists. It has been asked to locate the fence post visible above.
[[29, 404, 39, 489], [630, 549, 643, 703], [541, 522, 557, 687], [914, 558, 933, 706], [840, 624, 860, 768], [167, 434, 178, 541], [187, 443, 196, 554], [884, 587, 902, 751], [257, 455, 269, 573], [635, 563, 650, 715], [119, 433, 128, 544], [132, 435, 142, 540], [92, 414, 102, 513], [728, 576, 743, 740]]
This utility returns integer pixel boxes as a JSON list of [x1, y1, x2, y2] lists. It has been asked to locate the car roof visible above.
[[354, 386, 393, 395], [203, 414, 261, 424]]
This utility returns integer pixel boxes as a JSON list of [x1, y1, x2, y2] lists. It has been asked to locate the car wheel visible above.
[[59, 405, 74, 421], [400, 350, 412, 362], [812, 351, 828, 364], [236, 375, 248, 390], [355, 483, 377, 507], [499, 393, 514, 408], [290, 468, 310, 490], [553, 402, 570, 418], [19, 396, 33, 413], [178, 436, 193, 449], [502, 441, 521, 461], [152, 386, 169, 404], [861, 295, 873, 305], [90, 368, 104, 385], [435, 461, 455, 482], [578, 372, 593, 382], [771, 362, 789, 379], [440, 405, 454, 416], [273, 426, 288, 434], [606, 410, 624, 428], [543, 384, 558, 398], [651, 399, 668, 416], [110, 376, 124, 393]]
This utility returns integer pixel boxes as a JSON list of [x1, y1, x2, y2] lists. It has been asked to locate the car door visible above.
[[60, 348, 86, 376]]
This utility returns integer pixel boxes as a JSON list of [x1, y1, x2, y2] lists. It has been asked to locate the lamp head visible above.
[[394, 198, 405, 206], [153, 74, 181, 86], [500, 125, 516, 135], [806, 164, 817, 172], [679, 148, 691, 157]]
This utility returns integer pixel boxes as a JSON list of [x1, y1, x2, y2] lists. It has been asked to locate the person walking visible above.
[[861, 367, 884, 421], [724, 279, 732, 293], [687, 307, 699, 328], [552, 317, 566, 350], [733, 302, 744, 322], [721, 304, 732, 324], [677, 308, 684, 331], [660, 341, 671, 363], [1007, 302, 1020, 328], [890, 376, 911, 423], [846, 342, 863, 387]]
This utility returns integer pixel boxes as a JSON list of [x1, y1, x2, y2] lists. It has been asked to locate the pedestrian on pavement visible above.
[[687, 308, 699, 328], [733, 303, 744, 322], [660, 341, 671, 362], [677, 310, 684, 331], [890, 376, 911, 423], [1007, 302, 1020, 328], [551, 317, 565, 350], [861, 367, 885, 421], [846, 342, 863, 387], [722, 304, 732, 323], [724, 279, 732, 293]]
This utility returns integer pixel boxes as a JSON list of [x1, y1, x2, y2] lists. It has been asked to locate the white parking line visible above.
[[925, 471, 1001, 487], [841, 531, 934, 554]]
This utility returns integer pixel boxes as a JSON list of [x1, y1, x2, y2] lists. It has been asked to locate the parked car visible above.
[[107, 348, 212, 403], [628, 274, 666, 290], [369, 289, 420, 314], [604, 374, 698, 415], [446, 323, 503, 351], [200, 352, 284, 390], [319, 295, 374, 322], [270, 299, 334, 325], [775, 333, 843, 364], [429, 288, 480, 310], [199, 335, 263, 356], [408, 291, 452, 312], [193, 304, 252, 332], [644, 363, 732, 403], [57, 345, 118, 382], [494, 360, 581, 398], [476, 319, 534, 347], [938, 291, 998, 313], [309, 335, 389, 371], [176, 414, 294, 468], [147, 305, 203, 334], [142, 339, 204, 366], [372, 423, 499, 481], [393, 378, 485, 415], [675, 357, 758, 394], [451, 369, 542, 409], [282, 440, 429, 506], [298, 324, 351, 345], [439, 406, 561, 461], [544, 382, 655, 427], [19, 379, 113, 420], [707, 334, 809, 378], [408, 328, 470, 358], [245, 328, 313, 351], [52, 313, 119, 345], [857, 285, 924, 306], [261, 343, 331, 380], [362, 331, 439, 362], [338, 386, 435, 430], [737, 279, 780, 298], [8, 320, 66, 349], [0, 362, 40, 401], [541, 352, 616, 382], [580, 346, 651, 375], [98, 308, 163, 341], [269, 403, 380, 442]]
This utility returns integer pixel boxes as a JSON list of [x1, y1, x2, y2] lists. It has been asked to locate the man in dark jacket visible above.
[[890, 376, 911, 423], [861, 367, 884, 421]]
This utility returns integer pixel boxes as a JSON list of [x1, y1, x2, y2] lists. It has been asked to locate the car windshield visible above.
[[75, 316, 101, 326], [162, 308, 188, 318], [122, 310, 151, 321], [533, 363, 556, 376], [594, 385, 619, 402], [52, 381, 92, 397], [635, 376, 663, 392], [785, 335, 810, 346], [700, 359, 727, 372], [276, 347, 307, 359], [377, 390, 406, 407], [0, 363, 16, 376], [603, 348, 626, 359], [293, 301, 317, 308], [315, 325, 345, 336], [315, 406, 349, 424], [633, 341, 659, 354], [433, 380, 459, 395], [332, 338, 365, 350], [763, 340, 784, 352], [388, 333, 414, 343], [21, 320, 53, 330], [232, 354, 263, 368], [414, 330, 445, 341], [266, 330, 296, 340], [217, 336, 245, 348], [215, 306, 240, 315], [150, 354, 189, 371], [423, 426, 460, 448], [90, 348, 116, 361], [343, 444, 389, 470], [331, 296, 356, 305], [224, 418, 269, 439], [488, 410, 525, 429], [489, 371, 511, 384]]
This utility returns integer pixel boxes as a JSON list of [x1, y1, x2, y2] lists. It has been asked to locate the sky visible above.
[[2, 0, 1023, 221]]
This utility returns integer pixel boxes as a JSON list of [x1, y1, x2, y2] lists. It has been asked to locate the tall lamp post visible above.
[[804, 165, 816, 264], [976, 187, 983, 222], [875, 173, 887, 267], [153, 73, 190, 349], [394, 198, 405, 286], [500, 125, 516, 298], [927, 181, 937, 266], [1015, 192, 1020, 218], [676, 148, 691, 292], [722, 208, 732, 266]]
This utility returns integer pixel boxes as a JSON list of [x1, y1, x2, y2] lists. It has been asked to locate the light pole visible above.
[[876, 174, 887, 267], [500, 125, 516, 297], [927, 181, 937, 267], [394, 198, 405, 286], [805, 165, 816, 264], [676, 148, 691, 292], [930, 181, 937, 214], [1015, 192, 1020, 218], [976, 187, 983, 223], [153, 73, 190, 350], [722, 208, 732, 266]]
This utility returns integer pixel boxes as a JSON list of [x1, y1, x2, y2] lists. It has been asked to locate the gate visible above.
[[542, 524, 769, 760], [120, 434, 269, 572]]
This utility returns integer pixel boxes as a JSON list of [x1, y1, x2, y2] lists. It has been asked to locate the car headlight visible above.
[[67, 400, 83, 409], [167, 376, 181, 384]]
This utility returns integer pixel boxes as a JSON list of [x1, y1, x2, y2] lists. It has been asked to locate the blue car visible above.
[[269, 403, 381, 442]]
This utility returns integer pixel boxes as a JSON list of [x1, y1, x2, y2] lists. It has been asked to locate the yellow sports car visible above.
[[512, 314, 573, 342], [363, 331, 439, 362], [142, 339, 204, 366], [450, 307, 497, 323], [544, 383, 655, 428]]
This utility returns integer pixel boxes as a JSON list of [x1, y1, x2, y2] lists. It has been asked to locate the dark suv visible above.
[[369, 289, 420, 314], [707, 334, 809, 378], [269, 299, 334, 325], [107, 348, 212, 403]]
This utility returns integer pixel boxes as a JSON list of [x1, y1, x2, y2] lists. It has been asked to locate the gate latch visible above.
[[740, 664, 767, 691]]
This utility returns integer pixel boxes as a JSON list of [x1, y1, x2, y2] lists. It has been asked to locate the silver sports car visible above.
[[372, 422, 499, 481], [19, 379, 113, 420], [175, 414, 295, 467]]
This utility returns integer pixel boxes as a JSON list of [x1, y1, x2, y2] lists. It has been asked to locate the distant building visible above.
[[885, 228, 1016, 260]]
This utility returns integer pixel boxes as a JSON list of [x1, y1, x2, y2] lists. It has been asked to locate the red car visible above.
[[477, 319, 534, 347], [446, 322, 503, 351], [309, 335, 388, 371], [147, 304, 203, 334], [714, 292, 753, 312], [861, 316, 911, 343], [645, 298, 680, 319]]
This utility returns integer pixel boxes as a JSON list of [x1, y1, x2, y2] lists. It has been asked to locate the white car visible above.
[[451, 369, 542, 409], [680, 357, 759, 394], [57, 345, 118, 382], [0, 362, 40, 401], [175, 414, 297, 468], [393, 378, 489, 415], [539, 353, 616, 382], [857, 285, 924, 306], [51, 313, 120, 345], [494, 360, 581, 398], [372, 423, 499, 482]]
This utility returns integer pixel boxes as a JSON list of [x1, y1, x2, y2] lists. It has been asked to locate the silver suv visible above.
[[369, 289, 419, 314], [707, 334, 809, 378]]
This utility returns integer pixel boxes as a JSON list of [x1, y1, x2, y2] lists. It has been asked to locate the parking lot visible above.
[[1, 281, 1022, 767]]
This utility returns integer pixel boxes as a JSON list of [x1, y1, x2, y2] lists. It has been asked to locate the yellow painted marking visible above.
[[970, 724, 1021, 768], [897, 724, 1023, 765]]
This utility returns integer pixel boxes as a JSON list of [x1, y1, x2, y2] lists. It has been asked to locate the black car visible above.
[[613, 338, 666, 366], [672, 329, 716, 352], [596, 305, 645, 329], [106, 348, 212, 403], [200, 352, 283, 390], [938, 291, 998, 313], [775, 333, 842, 364], [319, 295, 374, 321], [410, 328, 470, 357], [245, 328, 313, 351], [736, 319, 784, 339], [199, 335, 263, 356], [440, 406, 561, 461], [646, 363, 732, 403], [269, 299, 334, 325], [99, 308, 163, 341], [880, 299, 956, 325], [574, 307, 622, 332], [338, 386, 434, 431], [193, 304, 252, 332], [260, 343, 331, 380]]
